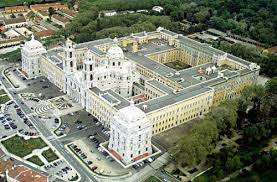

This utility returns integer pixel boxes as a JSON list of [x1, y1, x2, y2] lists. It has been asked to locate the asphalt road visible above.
[[0, 66, 97, 182]]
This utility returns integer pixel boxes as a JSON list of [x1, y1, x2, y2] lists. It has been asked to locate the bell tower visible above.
[[64, 38, 76, 73]]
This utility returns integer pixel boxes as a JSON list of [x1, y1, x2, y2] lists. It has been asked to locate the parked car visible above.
[[4, 124, 10, 130], [91, 166, 97, 171], [10, 123, 17, 129]]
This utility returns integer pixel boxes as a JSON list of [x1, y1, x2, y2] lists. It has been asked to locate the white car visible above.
[[147, 157, 153, 163]]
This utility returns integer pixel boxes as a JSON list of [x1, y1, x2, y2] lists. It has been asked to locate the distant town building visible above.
[[24, 11, 34, 21], [0, 36, 25, 48], [35, 29, 55, 39], [30, 3, 68, 12], [61, 9, 78, 20], [36, 10, 49, 20], [6, 165, 48, 182], [4, 17, 28, 29], [99, 10, 117, 17], [206, 28, 227, 38], [4, 6, 28, 14], [73, 4, 79, 11], [152, 6, 164, 13], [51, 15, 69, 27], [136, 9, 149, 13]]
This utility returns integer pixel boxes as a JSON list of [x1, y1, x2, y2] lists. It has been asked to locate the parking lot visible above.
[[19, 76, 64, 100], [0, 101, 37, 139], [57, 110, 109, 141], [44, 158, 78, 181], [68, 137, 133, 176]]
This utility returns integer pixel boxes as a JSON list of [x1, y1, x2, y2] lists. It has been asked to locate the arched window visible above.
[[70, 61, 73, 67]]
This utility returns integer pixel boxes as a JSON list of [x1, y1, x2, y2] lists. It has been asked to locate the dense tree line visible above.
[[79, 0, 162, 12], [171, 100, 238, 166], [172, 78, 277, 180], [79, 0, 276, 46], [160, 0, 276, 46], [61, 10, 178, 43]]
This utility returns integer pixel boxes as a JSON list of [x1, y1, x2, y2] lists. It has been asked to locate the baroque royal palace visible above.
[[21, 27, 260, 166]]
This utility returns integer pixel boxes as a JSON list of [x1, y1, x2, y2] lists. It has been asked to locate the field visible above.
[[1, 135, 47, 157], [42, 149, 59, 162], [144, 176, 161, 182], [164, 61, 191, 71], [27, 155, 44, 166], [0, 95, 10, 104]]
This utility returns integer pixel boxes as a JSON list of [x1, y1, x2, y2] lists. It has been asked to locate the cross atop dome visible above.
[[129, 99, 135, 106], [113, 37, 118, 45], [31, 34, 35, 41]]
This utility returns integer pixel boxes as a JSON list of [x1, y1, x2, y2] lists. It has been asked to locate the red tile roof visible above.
[[52, 15, 69, 23], [30, 3, 68, 11], [5, 6, 28, 12], [8, 165, 48, 182], [0, 160, 15, 174], [62, 9, 78, 17], [35, 29, 55, 38], [4, 17, 27, 25]]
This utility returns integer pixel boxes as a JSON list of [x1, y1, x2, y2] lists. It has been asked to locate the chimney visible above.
[[142, 105, 147, 111]]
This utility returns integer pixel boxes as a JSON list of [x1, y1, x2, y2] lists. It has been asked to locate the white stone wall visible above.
[[21, 35, 46, 78], [108, 104, 152, 165]]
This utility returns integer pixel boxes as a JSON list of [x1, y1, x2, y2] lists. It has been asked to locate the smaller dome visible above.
[[107, 44, 124, 60], [117, 103, 146, 124], [24, 34, 44, 50]]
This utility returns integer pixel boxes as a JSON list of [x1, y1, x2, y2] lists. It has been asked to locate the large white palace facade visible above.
[[21, 28, 260, 166]]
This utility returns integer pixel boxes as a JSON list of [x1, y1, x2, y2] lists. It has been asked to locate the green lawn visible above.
[[42, 149, 59, 162], [1, 135, 47, 158], [0, 95, 10, 104], [0, 49, 21, 62], [164, 61, 191, 71], [144, 176, 161, 182], [27, 155, 44, 166]]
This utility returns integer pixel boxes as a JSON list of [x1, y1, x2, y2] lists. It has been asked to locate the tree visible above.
[[265, 77, 277, 95], [194, 9, 210, 23], [225, 155, 243, 172], [208, 100, 238, 135], [172, 118, 219, 166], [48, 7, 55, 17], [173, 134, 209, 166]]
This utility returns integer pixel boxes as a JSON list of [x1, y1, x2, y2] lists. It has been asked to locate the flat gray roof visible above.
[[136, 84, 213, 113], [90, 87, 130, 110]]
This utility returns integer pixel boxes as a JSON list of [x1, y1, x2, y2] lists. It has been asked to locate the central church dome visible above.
[[107, 38, 124, 60]]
